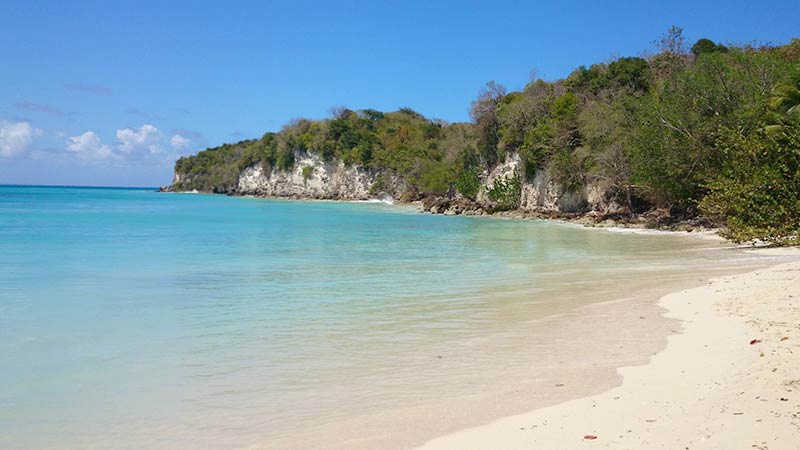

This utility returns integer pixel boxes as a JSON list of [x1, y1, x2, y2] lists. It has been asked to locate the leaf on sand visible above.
[[583, 435, 598, 440], [750, 339, 762, 345]]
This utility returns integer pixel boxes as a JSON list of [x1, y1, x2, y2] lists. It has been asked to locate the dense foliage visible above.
[[173, 139, 256, 192], [174, 30, 800, 244], [173, 108, 479, 199]]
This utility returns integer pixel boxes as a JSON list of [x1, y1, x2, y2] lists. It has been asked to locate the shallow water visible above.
[[0, 186, 783, 449]]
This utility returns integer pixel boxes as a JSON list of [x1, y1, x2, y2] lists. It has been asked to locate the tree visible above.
[[657, 25, 687, 55], [765, 68, 800, 134], [608, 57, 651, 92], [470, 81, 507, 166], [579, 99, 636, 214], [564, 64, 610, 94], [650, 26, 690, 79], [418, 160, 455, 195], [701, 123, 800, 244], [770, 68, 800, 117], [691, 38, 728, 56]]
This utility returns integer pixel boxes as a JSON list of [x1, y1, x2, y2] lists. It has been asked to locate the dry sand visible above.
[[414, 250, 800, 450]]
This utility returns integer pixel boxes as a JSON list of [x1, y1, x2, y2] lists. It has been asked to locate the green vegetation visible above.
[[301, 165, 313, 184], [486, 174, 521, 211], [455, 166, 480, 200], [701, 122, 800, 244], [173, 138, 256, 192], [174, 30, 800, 244]]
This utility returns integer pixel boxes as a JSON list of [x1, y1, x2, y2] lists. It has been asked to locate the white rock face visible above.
[[229, 150, 617, 213], [476, 153, 521, 205], [520, 170, 591, 212], [475, 153, 606, 213], [236, 152, 378, 200]]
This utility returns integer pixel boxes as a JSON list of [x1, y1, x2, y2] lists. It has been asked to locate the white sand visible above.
[[414, 252, 800, 450]]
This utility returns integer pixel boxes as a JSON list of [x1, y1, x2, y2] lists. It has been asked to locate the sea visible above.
[[0, 185, 782, 450]]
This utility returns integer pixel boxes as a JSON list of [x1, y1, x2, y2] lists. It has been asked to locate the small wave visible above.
[[358, 196, 394, 205]]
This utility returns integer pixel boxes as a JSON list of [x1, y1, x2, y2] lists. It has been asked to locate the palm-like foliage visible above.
[[770, 67, 800, 116], [765, 67, 800, 134]]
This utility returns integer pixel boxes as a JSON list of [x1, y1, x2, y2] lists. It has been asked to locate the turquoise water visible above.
[[0, 186, 774, 449]]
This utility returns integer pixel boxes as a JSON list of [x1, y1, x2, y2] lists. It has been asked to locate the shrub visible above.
[[608, 57, 651, 92], [302, 166, 314, 184], [691, 38, 728, 56], [456, 166, 480, 199], [701, 124, 800, 244], [418, 161, 454, 195], [487, 173, 521, 210]]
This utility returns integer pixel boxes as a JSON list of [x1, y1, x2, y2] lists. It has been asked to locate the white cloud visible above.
[[170, 134, 190, 150], [0, 120, 42, 157], [66, 131, 113, 160], [59, 123, 182, 167], [116, 124, 162, 154]]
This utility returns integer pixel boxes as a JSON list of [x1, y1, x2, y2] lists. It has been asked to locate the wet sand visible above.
[[415, 248, 800, 450]]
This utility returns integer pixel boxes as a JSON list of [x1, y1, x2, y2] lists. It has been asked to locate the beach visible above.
[[415, 248, 800, 450]]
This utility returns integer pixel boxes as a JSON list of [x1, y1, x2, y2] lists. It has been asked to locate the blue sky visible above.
[[1, 1, 798, 187]]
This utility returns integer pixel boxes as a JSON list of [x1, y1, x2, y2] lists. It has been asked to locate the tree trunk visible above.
[[625, 185, 634, 218]]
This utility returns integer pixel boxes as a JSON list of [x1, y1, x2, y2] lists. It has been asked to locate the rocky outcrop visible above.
[[236, 152, 410, 200], [521, 171, 590, 212], [237, 153, 374, 199], [476, 154, 520, 206], [422, 196, 487, 216], [476, 153, 622, 215]]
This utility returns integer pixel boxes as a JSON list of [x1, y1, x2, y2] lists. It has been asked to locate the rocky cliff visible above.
[[237, 153, 376, 200], [233, 151, 412, 201], [478, 153, 619, 214], [171, 150, 619, 215]]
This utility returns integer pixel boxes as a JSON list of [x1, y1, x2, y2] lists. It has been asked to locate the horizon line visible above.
[[0, 183, 158, 190]]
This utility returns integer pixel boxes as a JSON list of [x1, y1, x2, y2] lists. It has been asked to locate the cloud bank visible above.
[[59, 124, 190, 168]]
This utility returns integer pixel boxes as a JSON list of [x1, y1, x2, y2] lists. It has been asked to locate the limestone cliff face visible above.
[[476, 153, 618, 214], [235, 152, 412, 200], [475, 153, 520, 205], [174, 150, 617, 214]]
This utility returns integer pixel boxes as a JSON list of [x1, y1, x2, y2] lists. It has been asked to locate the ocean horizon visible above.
[[0, 184, 159, 190]]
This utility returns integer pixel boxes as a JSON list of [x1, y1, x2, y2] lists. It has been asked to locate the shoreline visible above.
[[163, 189, 725, 239], [412, 249, 800, 450], [157, 188, 800, 449]]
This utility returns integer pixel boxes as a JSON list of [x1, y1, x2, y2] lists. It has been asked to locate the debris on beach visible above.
[[583, 434, 598, 440], [750, 339, 762, 345]]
